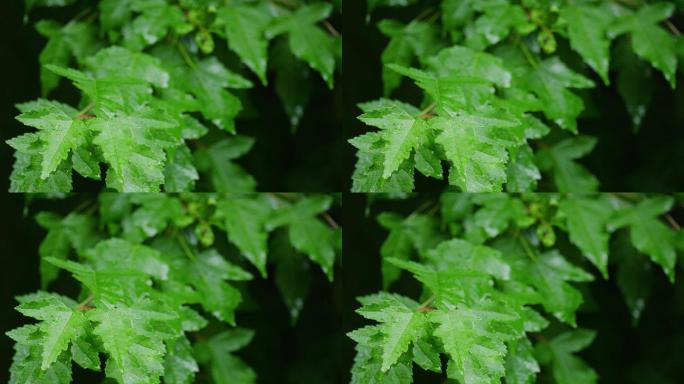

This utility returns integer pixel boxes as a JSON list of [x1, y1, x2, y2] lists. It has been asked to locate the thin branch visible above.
[[664, 19, 681, 36], [322, 20, 340, 38], [322, 212, 340, 230], [73, 198, 95, 213], [68, 6, 94, 24], [665, 213, 681, 231], [408, 199, 436, 217]]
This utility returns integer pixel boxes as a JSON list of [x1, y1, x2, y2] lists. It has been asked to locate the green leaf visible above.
[[561, 5, 613, 84], [164, 145, 198, 192], [84, 238, 170, 281], [355, 293, 426, 372], [15, 100, 83, 179], [217, 198, 270, 277], [179, 57, 250, 133], [88, 299, 180, 384], [377, 212, 442, 288], [186, 249, 252, 325], [217, 5, 271, 85], [266, 3, 336, 87], [194, 329, 256, 384], [613, 231, 653, 324], [193, 137, 256, 192], [505, 338, 539, 384], [378, 20, 441, 95], [525, 58, 595, 133], [506, 144, 540, 192], [13, 292, 86, 370], [426, 45, 512, 88], [70, 330, 101, 372], [272, 38, 311, 129], [430, 302, 522, 384], [99, 0, 135, 31], [412, 334, 441, 373], [614, 38, 654, 130], [358, 99, 426, 179], [36, 21, 99, 96], [608, 3, 678, 87], [9, 151, 72, 193], [464, 2, 531, 50], [560, 197, 614, 278], [85, 46, 170, 88], [267, 3, 332, 37], [163, 337, 198, 384], [350, 132, 415, 192], [9, 335, 73, 384], [608, 196, 677, 282], [288, 25, 336, 88], [271, 232, 312, 324], [535, 330, 597, 384], [36, 211, 98, 288], [269, 196, 338, 280], [90, 113, 180, 192], [349, 333, 413, 384], [536, 136, 599, 192], [432, 111, 521, 192], [121, 2, 187, 51]]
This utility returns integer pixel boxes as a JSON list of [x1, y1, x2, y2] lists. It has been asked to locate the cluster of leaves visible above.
[[349, 192, 684, 383], [7, 193, 341, 384], [10, 0, 341, 192], [351, 0, 684, 192]]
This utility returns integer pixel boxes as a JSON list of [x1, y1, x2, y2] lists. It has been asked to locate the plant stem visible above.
[[417, 295, 436, 311], [76, 102, 95, 120], [664, 20, 681, 36], [418, 102, 436, 119], [77, 294, 95, 311], [323, 20, 340, 38], [665, 213, 681, 231], [322, 212, 340, 229]]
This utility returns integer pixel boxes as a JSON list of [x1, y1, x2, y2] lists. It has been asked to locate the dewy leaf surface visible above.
[[433, 112, 520, 192], [8, 194, 340, 384]]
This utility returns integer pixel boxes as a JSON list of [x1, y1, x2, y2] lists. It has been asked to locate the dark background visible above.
[[0, 193, 343, 383], [0, 0, 343, 193], [342, 194, 684, 383], [342, 0, 684, 192]]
